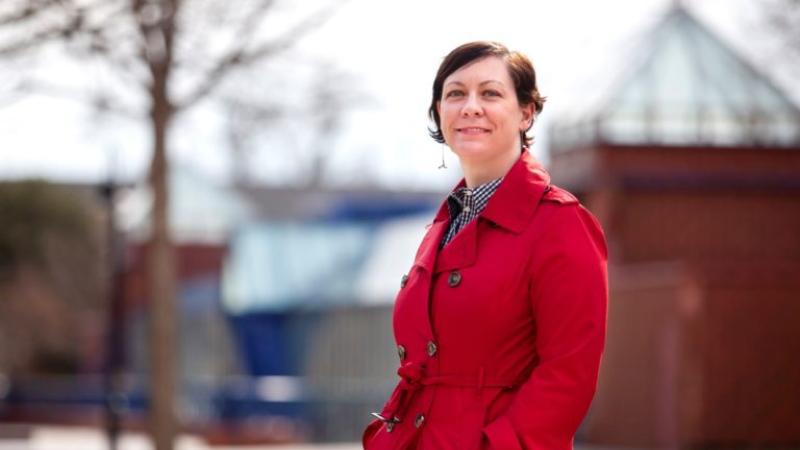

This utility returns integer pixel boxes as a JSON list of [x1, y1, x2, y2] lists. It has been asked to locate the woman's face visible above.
[[437, 56, 533, 164]]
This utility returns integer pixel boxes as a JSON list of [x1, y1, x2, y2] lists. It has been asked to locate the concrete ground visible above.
[[0, 424, 628, 450], [0, 424, 358, 450]]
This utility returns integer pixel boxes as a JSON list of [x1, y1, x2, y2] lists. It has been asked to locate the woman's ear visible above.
[[520, 104, 535, 130]]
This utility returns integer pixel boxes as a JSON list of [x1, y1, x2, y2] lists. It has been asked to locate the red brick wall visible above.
[[552, 144, 800, 448]]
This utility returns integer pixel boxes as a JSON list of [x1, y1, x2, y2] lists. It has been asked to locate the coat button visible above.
[[448, 271, 462, 287], [386, 420, 395, 432], [426, 341, 437, 357], [414, 413, 425, 428], [400, 274, 409, 288], [397, 344, 406, 360]]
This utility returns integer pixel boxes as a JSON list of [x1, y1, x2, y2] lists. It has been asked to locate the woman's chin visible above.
[[450, 143, 508, 163], [451, 143, 491, 157]]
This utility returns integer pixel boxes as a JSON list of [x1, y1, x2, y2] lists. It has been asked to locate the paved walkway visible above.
[[0, 425, 628, 450], [1, 425, 359, 450]]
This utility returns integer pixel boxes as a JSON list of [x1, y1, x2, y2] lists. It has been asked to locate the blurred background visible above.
[[0, 0, 799, 449]]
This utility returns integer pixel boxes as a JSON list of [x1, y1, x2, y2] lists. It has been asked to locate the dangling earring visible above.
[[438, 144, 447, 169]]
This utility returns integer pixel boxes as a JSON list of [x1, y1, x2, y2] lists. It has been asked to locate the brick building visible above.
[[548, 5, 800, 448]]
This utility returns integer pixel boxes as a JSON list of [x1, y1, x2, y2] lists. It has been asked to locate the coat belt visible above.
[[374, 362, 520, 425]]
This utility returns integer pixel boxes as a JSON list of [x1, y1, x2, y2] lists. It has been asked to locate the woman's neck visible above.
[[460, 147, 523, 188]]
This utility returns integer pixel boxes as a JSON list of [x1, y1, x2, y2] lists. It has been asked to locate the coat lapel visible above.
[[434, 219, 477, 274], [413, 219, 448, 273], [432, 148, 551, 275], [480, 148, 551, 234], [412, 187, 452, 273]]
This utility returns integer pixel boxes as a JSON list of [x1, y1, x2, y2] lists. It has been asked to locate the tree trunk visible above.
[[148, 72, 177, 450]]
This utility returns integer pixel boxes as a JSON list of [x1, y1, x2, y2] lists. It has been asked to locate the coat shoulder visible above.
[[541, 184, 579, 205], [536, 184, 608, 262]]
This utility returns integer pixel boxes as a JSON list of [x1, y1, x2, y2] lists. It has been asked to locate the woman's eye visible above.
[[446, 90, 463, 98], [483, 90, 500, 97]]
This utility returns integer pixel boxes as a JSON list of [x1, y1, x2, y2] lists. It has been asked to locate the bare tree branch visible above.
[[0, 26, 70, 56], [0, 0, 50, 27], [0, 2, 356, 448], [222, 93, 284, 187], [0, 0, 146, 89], [82, 29, 150, 88], [0, 0, 86, 56], [176, 0, 343, 110], [12, 79, 142, 119], [764, 0, 800, 54]]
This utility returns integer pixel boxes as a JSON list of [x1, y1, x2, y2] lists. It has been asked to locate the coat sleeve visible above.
[[482, 204, 609, 450]]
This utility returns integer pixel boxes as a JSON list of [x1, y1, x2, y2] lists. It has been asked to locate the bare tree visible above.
[[221, 89, 283, 188], [222, 59, 371, 188], [0, 1, 344, 449], [761, 0, 800, 54], [304, 62, 370, 187], [754, 0, 800, 88]]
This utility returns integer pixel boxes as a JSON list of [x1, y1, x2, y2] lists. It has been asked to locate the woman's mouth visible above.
[[456, 127, 490, 135]]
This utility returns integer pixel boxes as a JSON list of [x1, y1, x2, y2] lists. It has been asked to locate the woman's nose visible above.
[[461, 93, 482, 117]]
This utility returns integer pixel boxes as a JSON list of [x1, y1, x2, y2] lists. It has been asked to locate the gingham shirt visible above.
[[440, 176, 504, 248]]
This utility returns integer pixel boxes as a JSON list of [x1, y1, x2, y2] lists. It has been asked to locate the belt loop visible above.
[[478, 366, 485, 397]]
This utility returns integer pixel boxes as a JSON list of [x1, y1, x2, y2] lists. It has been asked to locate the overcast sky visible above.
[[0, 0, 795, 190]]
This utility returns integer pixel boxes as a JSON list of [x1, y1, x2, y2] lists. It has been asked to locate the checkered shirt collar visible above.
[[446, 176, 503, 224]]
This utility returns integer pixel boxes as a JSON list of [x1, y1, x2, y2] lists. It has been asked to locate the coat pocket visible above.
[[478, 388, 520, 450], [458, 386, 508, 450], [481, 415, 522, 450], [458, 407, 485, 449]]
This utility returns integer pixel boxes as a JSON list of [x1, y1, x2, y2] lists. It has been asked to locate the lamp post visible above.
[[101, 151, 127, 450]]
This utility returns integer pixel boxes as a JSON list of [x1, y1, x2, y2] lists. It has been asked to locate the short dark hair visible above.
[[428, 41, 546, 147]]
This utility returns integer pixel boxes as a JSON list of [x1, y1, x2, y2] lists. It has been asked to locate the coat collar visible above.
[[481, 148, 551, 233], [432, 148, 550, 234], [425, 148, 550, 274]]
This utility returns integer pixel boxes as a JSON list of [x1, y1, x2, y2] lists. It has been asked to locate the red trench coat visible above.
[[363, 149, 608, 450]]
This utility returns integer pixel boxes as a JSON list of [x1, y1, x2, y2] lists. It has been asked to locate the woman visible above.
[[363, 41, 608, 450]]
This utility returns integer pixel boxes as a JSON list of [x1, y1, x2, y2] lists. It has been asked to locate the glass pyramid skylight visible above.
[[551, 5, 800, 149]]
